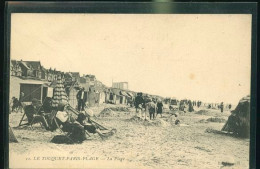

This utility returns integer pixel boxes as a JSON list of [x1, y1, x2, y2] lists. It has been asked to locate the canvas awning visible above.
[[111, 89, 121, 96], [127, 92, 134, 97]]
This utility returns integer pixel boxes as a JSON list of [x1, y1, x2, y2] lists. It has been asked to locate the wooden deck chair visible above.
[[30, 97, 53, 129], [18, 111, 29, 127], [18, 101, 41, 127], [50, 110, 91, 143], [30, 111, 51, 129]]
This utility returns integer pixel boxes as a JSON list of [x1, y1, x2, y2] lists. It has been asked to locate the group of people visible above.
[[53, 102, 116, 143], [207, 102, 232, 112], [134, 93, 164, 120], [179, 100, 194, 112], [22, 95, 116, 144], [191, 100, 202, 108]]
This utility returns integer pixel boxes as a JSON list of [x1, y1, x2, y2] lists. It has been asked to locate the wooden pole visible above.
[[18, 112, 26, 126]]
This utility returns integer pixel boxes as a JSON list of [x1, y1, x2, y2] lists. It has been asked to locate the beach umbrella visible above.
[[52, 74, 69, 108]]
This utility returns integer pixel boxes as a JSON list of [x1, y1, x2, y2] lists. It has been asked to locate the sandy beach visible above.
[[8, 12, 252, 169], [9, 104, 249, 169]]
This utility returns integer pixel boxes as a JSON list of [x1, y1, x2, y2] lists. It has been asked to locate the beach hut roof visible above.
[[18, 61, 30, 70], [23, 61, 41, 70]]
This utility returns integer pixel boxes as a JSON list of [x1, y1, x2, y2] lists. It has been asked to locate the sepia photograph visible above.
[[7, 3, 256, 169]]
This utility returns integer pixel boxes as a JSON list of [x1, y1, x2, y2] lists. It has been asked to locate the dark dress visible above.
[[134, 96, 145, 109], [157, 102, 163, 114]]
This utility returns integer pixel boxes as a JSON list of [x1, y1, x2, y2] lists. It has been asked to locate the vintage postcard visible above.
[[7, 2, 256, 169]]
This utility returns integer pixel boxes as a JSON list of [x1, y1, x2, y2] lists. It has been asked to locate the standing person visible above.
[[220, 102, 224, 113], [76, 88, 87, 112], [229, 104, 232, 110], [146, 98, 156, 120], [179, 100, 184, 111], [19, 92, 25, 113], [156, 99, 163, 118], [188, 100, 194, 112], [134, 93, 145, 114]]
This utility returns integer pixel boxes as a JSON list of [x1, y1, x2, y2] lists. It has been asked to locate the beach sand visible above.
[[9, 104, 249, 169]]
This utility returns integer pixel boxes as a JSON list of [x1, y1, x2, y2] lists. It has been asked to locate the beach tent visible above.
[[110, 88, 122, 104], [120, 91, 128, 104], [9, 125, 18, 143], [221, 95, 250, 138]]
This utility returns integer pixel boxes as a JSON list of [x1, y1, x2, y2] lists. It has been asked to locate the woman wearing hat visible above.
[[55, 103, 86, 143]]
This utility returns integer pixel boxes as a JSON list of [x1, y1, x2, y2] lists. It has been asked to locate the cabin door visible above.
[[42, 87, 48, 102]]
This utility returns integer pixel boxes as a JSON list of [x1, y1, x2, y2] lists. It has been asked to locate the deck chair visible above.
[[50, 110, 90, 144], [31, 97, 57, 130], [30, 110, 51, 129], [18, 98, 52, 130], [18, 104, 41, 127]]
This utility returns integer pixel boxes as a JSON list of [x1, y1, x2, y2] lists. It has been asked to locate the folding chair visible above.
[[29, 97, 54, 129], [18, 99, 50, 130], [30, 110, 51, 129], [18, 104, 37, 127], [51, 110, 90, 143]]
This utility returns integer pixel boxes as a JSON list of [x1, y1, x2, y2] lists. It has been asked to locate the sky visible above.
[[11, 14, 251, 105]]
